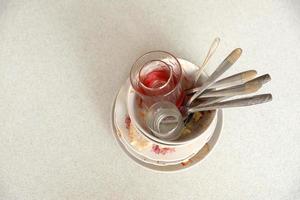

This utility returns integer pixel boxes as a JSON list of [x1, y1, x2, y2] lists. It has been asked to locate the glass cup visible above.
[[145, 101, 183, 141], [130, 51, 184, 108]]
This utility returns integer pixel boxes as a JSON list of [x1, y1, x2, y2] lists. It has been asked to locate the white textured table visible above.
[[0, 1, 299, 199]]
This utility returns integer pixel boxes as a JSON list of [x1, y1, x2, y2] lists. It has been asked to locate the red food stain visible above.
[[181, 159, 192, 166], [152, 144, 175, 155], [137, 97, 143, 108], [125, 115, 131, 129]]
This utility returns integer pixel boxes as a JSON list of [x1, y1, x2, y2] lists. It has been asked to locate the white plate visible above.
[[113, 120, 196, 166], [112, 57, 224, 168], [111, 92, 223, 171], [114, 79, 219, 165]]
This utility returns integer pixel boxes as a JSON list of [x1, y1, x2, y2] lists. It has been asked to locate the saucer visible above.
[[111, 57, 224, 170], [113, 79, 220, 165], [111, 88, 223, 171]]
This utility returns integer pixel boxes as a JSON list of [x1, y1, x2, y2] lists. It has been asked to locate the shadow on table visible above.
[[0, 0, 9, 17], [70, 2, 181, 135]]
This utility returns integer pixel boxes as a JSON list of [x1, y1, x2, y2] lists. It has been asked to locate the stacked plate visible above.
[[111, 59, 223, 172]]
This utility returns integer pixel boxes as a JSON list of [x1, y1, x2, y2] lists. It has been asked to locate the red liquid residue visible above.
[[140, 68, 174, 89], [176, 92, 185, 108], [138, 67, 185, 107]]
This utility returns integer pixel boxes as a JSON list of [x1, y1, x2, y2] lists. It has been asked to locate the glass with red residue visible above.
[[130, 51, 185, 107]]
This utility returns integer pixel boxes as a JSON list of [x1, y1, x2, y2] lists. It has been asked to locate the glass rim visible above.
[[138, 59, 174, 92], [146, 101, 183, 140], [130, 50, 182, 98]]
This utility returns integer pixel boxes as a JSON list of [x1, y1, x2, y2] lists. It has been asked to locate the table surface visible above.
[[0, 1, 299, 199]]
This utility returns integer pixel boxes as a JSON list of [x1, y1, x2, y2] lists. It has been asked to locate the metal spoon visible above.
[[186, 70, 257, 94], [188, 93, 272, 113], [186, 48, 243, 107], [193, 37, 220, 86], [198, 74, 271, 98], [193, 74, 271, 107], [181, 48, 243, 124]]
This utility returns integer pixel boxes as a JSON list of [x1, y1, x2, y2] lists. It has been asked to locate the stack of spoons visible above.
[[148, 48, 272, 140]]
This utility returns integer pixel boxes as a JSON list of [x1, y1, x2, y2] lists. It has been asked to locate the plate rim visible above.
[[110, 62, 224, 172], [111, 97, 223, 172]]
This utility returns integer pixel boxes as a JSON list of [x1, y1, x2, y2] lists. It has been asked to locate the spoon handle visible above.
[[245, 73, 271, 85], [209, 70, 257, 89], [198, 74, 271, 98], [194, 37, 220, 86], [186, 48, 242, 106], [186, 70, 257, 94], [194, 96, 230, 107], [188, 93, 272, 113], [199, 81, 261, 98]]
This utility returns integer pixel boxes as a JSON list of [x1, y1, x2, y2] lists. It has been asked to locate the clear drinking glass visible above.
[[130, 51, 184, 107], [145, 101, 183, 141]]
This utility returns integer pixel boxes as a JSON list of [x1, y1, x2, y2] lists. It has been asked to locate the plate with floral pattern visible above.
[[114, 78, 218, 165], [111, 59, 223, 167], [111, 88, 223, 170]]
